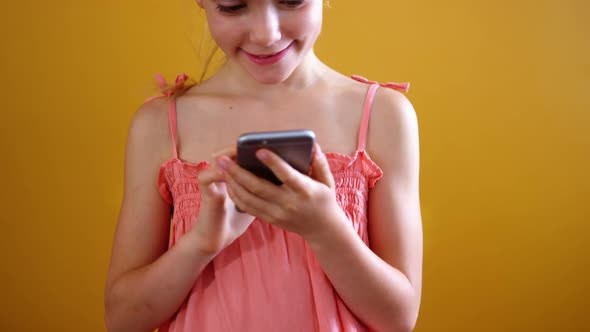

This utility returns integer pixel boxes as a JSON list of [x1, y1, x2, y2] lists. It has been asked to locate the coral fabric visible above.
[[151, 74, 409, 332]]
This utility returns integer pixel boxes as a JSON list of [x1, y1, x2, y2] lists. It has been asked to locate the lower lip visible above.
[[244, 43, 292, 66]]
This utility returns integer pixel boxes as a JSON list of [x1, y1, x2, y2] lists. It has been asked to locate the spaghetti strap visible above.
[[167, 98, 179, 159], [147, 73, 191, 159], [351, 75, 410, 151], [357, 84, 380, 151]]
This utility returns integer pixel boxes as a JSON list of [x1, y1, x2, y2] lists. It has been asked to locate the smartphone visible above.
[[236, 129, 316, 185]]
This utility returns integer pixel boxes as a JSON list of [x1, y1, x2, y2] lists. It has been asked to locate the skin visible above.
[[104, 1, 423, 331]]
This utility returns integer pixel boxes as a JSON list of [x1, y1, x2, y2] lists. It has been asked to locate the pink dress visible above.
[[153, 74, 409, 332]]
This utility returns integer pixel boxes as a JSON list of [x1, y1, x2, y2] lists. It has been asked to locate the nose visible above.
[[249, 8, 282, 47]]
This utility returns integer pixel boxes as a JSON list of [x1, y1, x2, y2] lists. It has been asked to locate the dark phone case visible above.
[[236, 129, 316, 185]]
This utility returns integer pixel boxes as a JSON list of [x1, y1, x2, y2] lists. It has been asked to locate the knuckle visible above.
[[283, 202, 298, 215], [282, 173, 297, 185], [251, 185, 264, 196]]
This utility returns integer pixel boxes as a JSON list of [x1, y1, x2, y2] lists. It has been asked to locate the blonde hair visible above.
[[194, 8, 224, 84], [155, 8, 222, 97]]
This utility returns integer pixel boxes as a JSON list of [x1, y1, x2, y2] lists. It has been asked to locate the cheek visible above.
[[207, 18, 241, 50], [283, 5, 323, 40], [307, 13, 323, 38], [305, 0, 324, 32]]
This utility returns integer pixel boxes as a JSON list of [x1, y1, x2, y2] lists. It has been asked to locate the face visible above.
[[198, 0, 323, 84]]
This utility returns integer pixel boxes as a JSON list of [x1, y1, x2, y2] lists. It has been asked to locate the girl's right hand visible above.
[[189, 149, 256, 255]]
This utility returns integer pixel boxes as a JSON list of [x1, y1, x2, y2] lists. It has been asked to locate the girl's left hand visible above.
[[216, 143, 345, 241]]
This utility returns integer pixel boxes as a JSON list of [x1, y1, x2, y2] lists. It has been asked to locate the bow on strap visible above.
[[156, 73, 190, 97], [351, 75, 410, 93]]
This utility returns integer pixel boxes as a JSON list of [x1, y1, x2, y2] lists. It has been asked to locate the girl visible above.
[[105, 0, 423, 331]]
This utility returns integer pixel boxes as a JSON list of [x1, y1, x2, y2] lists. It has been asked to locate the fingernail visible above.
[[257, 150, 269, 160], [217, 157, 229, 170]]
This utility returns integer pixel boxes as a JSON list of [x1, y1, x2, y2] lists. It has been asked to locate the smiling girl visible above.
[[105, 1, 423, 331]]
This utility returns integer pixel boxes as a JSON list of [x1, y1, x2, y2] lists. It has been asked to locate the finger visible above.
[[225, 182, 245, 213], [198, 166, 225, 185], [217, 155, 279, 202], [225, 172, 277, 222], [310, 143, 335, 188], [255, 149, 308, 192], [211, 145, 237, 161], [198, 167, 226, 199]]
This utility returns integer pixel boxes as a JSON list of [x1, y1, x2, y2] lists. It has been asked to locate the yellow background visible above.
[[1, 0, 588, 331]]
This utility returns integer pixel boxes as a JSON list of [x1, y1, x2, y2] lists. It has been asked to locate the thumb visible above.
[[309, 143, 335, 188]]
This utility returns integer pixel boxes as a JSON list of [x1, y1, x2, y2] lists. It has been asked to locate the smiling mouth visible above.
[[245, 42, 293, 58], [243, 42, 294, 65]]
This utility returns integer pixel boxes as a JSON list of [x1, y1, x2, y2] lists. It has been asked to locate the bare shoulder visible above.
[[127, 97, 173, 163], [372, 87, 417, 136], [325, 72, 418, 157], [327, 73, 374, 102], [367, 86, 419, 166], [129, 97, 170, 141], [327, 73, 414, 115]]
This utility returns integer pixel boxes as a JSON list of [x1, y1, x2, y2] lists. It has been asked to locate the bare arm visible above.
[[307, 89, 423, 332], [104, 100, 216, 332]]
